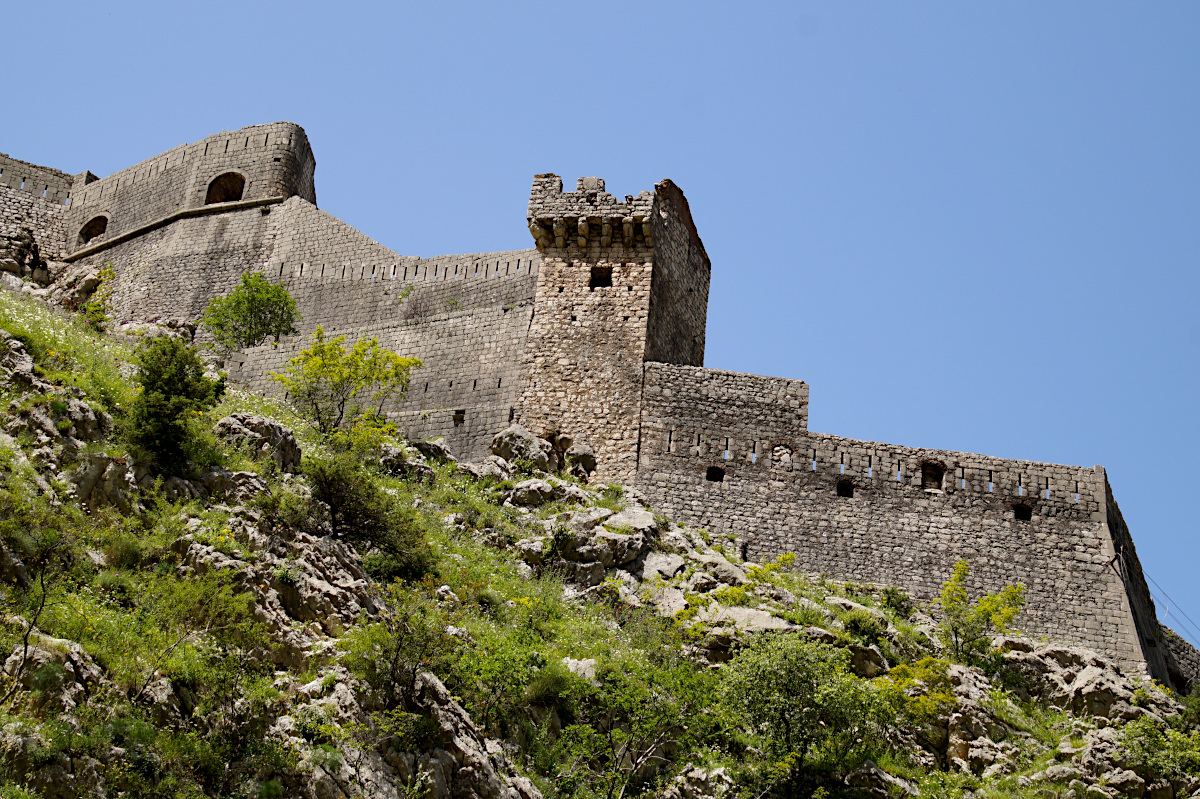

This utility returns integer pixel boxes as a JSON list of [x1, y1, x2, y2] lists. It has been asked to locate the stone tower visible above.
[[517, 175, 710, 480]]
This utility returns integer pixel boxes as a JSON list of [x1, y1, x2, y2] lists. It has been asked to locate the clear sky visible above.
[[6, 2, 1199, 643]]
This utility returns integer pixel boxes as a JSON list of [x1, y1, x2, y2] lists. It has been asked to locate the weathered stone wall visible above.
[[63, 122, 314, 257], [228, 253, 538, 461], [79, 205, 276, 322], [634, 361, 1159, 676], [0, 183, 69, 263], [645, 180, 709, 366], [1163, 627, 1200, 693]]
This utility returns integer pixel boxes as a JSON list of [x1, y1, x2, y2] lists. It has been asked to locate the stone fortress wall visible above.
[[2, 121, 1192, 687], [632, 362, 1167, 679]]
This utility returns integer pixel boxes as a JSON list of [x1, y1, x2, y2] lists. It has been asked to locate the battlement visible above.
[[527, 174, 658, 253], [0, 153, 75, 206], [63, 122, 315, 257]]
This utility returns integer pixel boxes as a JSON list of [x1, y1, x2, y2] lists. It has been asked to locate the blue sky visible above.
[[6, 2, 1199, 642]]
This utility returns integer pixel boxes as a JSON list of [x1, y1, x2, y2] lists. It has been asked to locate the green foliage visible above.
[[271, 325, 421, 434], [304, 454, 433, 581], [340, 585, 456, 706], [1119, 716, 1200, 781], [881, 586, 915, 619], [720, 634, 894, 788], [0, 289, 135, 413], [880, 657, 957, 727], [840, 608, 887, 644], [933, 560, 1025, 662], [329, 412, 399, 459], [201, 272, 300, 355], [79, 262, 116, 332], [546, 641, 720, 799], [126, 337, 224, 476]]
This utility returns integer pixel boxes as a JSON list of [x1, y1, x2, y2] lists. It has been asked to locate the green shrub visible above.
[[1119, 716, 1200, 781], [126, 337, 224, 476], [201, 272, 300, 356], [720, 634, 894, 782], [934, 560, 1025, 662], [841, 608, 887, 644], [882, 586, 914, 618], [305, 455, 433, 581]]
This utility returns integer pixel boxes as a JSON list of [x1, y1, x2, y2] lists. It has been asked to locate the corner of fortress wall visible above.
[[3, 126, 1194, 689]]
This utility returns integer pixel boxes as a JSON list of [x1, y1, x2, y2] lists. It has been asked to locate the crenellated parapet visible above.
[[527, 174, 657, 255]]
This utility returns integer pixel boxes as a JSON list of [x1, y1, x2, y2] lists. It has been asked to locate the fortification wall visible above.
[[63, 123, 314, 256], [228, 265, 537, 460], [78, 205, 276, 322], [634, 361, 1156, 675]]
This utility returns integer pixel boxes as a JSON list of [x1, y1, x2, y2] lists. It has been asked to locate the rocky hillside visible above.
[[0, 285, 1198, 799]]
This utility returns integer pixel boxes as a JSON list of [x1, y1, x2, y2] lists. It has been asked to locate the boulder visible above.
[[562, 657, 599, 686], [640, 551, 686, 581], [213, 413, 301, 473], [413, 437, 457, 462], [3, 635, 107, 715], [565, 440, 596, 478], [602, 508, 658, 536], [845, 760, 918, 797], [847, 643, 889, 677], [689, 552, 747, 586], [491, 424, 551, 471], [507, 479, 557, 507]]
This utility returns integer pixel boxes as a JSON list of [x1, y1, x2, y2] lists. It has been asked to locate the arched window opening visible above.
[[836, 480, 854, 498], [205, 172, 245, 204], [1013, 505, 1033, 522], [921, 463, 944, 491], [77, 216, 108, 247], [706, 466, 725, 483]]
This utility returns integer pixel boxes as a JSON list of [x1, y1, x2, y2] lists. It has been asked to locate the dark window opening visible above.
[[921, 463, 944, 490], [740, 542, 748, 560], [205, 172, 245, 204], [836, 480, 854, 498], [453, 409, 465, 427], [509, 408, 515, 422], [706, 466, 725, 482], [77, 215, 108, 247], [589, 266, 612, 289], [1013, 505, 1032, 522]]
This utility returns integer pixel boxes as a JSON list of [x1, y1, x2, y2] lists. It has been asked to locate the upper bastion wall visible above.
[[63, 123, 315, 258]]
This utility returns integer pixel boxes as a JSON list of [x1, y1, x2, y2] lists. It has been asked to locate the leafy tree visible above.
[[720, 634, 894, 790], [127, 337, 223, 475], [201, 272, 300, 355], [933, 560, 1025, 661], [271, 326, 421, 434]]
